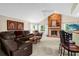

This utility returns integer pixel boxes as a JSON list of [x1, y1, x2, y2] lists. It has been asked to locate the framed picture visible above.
[[17, 22, 24, 30], [7, 20, 17, 30]]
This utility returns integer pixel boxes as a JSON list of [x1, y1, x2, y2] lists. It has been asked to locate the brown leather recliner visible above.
[[34, 30, 43, 39], [37, 33, 43, 42], [29, 30, 43, 43], [0, 31, 32, 56]]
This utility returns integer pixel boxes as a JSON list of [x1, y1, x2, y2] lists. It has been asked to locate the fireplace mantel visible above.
[[48, 27, 60, 29]]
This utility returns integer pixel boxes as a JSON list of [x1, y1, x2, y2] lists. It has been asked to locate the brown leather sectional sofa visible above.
[[0, 31, 32, 56]]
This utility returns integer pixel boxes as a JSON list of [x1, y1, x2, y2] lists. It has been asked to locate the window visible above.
[[30, 23, 38, 33], [40, 25, 45, 31]]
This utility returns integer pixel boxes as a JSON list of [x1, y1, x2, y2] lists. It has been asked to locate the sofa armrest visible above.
[[3, 40, 18, 52], [13, 42, 32, 56], [18, 41, 32, 49]]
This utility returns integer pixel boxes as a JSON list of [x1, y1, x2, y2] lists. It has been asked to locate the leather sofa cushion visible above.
[[0, 32, 15, 40], [3, 35, 15, 40], [4, 40, 18, 51], [14, 31, 23, 37], [23, 31, 30, 36]]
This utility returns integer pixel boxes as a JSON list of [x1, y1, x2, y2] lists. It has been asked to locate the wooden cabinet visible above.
[[48, 13, 61, 27], [48, 16, 52, 27], [48, 13, 61, 37]]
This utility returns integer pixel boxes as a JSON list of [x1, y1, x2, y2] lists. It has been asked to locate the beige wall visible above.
[[0, 15, 30, 32], [62, 15, 79, 30], [39, 18, 48, 35]]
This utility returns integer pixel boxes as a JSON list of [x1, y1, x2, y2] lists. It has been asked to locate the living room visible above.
[[0, 3, 79, 56]]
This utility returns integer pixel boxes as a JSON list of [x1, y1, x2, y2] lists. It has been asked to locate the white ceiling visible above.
[[0, 3, 78, 23]]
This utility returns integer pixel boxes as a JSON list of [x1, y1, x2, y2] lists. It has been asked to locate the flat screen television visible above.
[[66, 24, 79, 31]]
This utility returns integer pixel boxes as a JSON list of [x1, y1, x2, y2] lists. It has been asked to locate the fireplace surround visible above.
[[48, 13, 61, 37], [48, 27, 60, 37]]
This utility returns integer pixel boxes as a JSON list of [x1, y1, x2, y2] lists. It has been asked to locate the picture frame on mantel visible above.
[[7, 20, 17, 30]]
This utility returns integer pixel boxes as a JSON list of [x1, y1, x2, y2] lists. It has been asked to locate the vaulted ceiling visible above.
[[0, 3, 79, 23]]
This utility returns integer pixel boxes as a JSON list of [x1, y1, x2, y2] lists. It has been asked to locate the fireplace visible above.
[[48, 13, 61, 37], [48, 27, 60, 37], [51, 31, 57, 36]]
